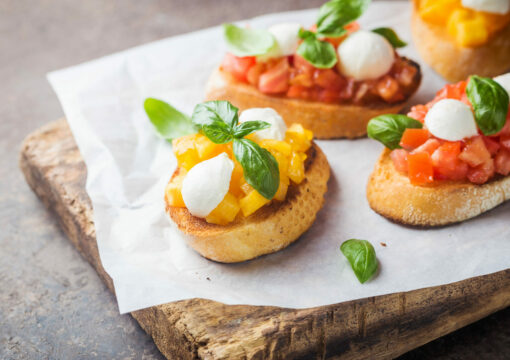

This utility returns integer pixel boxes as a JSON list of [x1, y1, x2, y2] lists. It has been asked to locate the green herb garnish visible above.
[[367, 114, 423, 150], [144, 98, 197, 141], [340, 239, 378, 284], [223, 23, 275, 57], [372, 27, 407, 48]]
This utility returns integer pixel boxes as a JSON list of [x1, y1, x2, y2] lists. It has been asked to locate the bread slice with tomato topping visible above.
[[205, 58, 422, 140], [367, 148, 510, 227], [411, 0, 510, 82], [166, 142, 330, 263]]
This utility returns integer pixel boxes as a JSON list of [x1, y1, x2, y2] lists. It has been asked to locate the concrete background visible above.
[[1, 0, 508, 358]]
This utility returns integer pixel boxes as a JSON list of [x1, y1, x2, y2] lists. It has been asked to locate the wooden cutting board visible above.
[[20, 119, 510, 360]]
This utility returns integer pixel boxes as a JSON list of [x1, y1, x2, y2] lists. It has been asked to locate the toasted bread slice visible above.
[[166, 143, 330, 263], [205, 60, 421, 140], [411, 1, 510, 82], [367, 149, 510, 226]]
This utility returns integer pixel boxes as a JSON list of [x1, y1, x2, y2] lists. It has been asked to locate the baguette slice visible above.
[[205, 60, 422, 140], [367, 149, 510, 227], [166, 143, 330, 263], [411, 0, 510, 82]]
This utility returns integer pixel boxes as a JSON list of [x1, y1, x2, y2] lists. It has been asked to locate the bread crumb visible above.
[[380, 242, 387, 247]]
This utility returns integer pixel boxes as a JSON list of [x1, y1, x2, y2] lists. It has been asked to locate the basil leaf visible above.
[[233, 121, 270, 138], [144, 98, 197, 141], [317, 0, 371, 38], [372, 27, 407, 48], [233, 138, 279, 199], [466, 76, 509, 136], [202, 122, 233, 144], [223, 23, 275, 57], [298, 28, 316, 40], [367, 114, 423, 150], [192, 100, 239, 129], [296, 37, 338, 69], [340, 239, 378, 284]]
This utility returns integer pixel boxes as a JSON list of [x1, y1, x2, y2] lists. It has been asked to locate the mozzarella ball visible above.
[[494, 72, 510, 101], [267, 22, 301, 57], [239, 108, 287, 141], [425, 99, 479, 141], [461, 0, 510, 15], [337, 30, 395, 80], [181, 153, 233, 218]]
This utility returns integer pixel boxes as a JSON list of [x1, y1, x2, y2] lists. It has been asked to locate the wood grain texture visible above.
[[20, 119, 510, 360]]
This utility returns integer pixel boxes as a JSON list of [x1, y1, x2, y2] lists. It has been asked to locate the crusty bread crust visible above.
[[204, 60, 421, 140], [367, 149, 510, 227], [411, 0, 510, 82], [166, 143, 330, 263]]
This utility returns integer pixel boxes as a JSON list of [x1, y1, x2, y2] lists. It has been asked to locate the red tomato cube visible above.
[[431, 142, 467, 181], [467, 158, 495, 184], [258, 58, 290, 94], [495, 148, 510, 176], [390, 149, 409, 173], [221, 53, 256, 82], [408, 152, 434, 185], [458, 136, 491, 167], [411, 138, 441, 155], [400, 128, 430, 150]]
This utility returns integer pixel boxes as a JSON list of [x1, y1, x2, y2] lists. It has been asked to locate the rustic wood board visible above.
[[20, 119, 510, 360]]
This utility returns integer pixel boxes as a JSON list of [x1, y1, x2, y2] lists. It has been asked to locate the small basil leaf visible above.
[[202, 122, 233, 144], [144, 98, 197, 141], [223, 23, 275, 57], [296, 37, 338, 69], [233, 121, 270, 138], [372, 27, 407, 48], [317, 0, 371, 38], [340, 239, 378, 284], [192, 100, 239, 129], [367, 114, 423, 150], [298, 28, 316, 40], [233, 138, 279, 199], [466, 75, 509, 136]]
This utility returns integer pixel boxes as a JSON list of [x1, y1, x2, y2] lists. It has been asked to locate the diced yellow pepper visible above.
[[273, 176, 289, 202], [229, 160, 245, 197], [172, 134, 199, 170], [447, 9, 488, 47], [165, 170, 187, 207], [206, 192, 240, 225], [259, 139, 292, 156], [419, 0, 460, 25], [239, 190, 270, 217], [285, 123, 313, 152], [288, 152, 307, 184]]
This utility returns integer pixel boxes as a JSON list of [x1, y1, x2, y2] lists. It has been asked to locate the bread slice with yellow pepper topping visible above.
[[163, 105, 330, 263], [412, 0, 510, 82]]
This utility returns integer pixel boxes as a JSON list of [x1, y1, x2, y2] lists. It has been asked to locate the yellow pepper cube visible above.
[[286, 124, 312, 152], [259, 139, 292, 156], [419, 0, 459, 25], [206, 192, 240, 225], [447, 9, 488, 47], [229, 160, 245, 197], [239, 190, 270, 217], [273, 178, 289, 202], [240, 181, 253, 195], [165, 171, 187, 208], [288, 152, 307, 184], [173, 134, 200, 170]]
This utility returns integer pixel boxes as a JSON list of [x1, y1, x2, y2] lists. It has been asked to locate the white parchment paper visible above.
[[48, 2, 510, 314]]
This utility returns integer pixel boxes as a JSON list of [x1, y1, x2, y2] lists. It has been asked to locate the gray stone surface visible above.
[[1, 0, 508, 359]]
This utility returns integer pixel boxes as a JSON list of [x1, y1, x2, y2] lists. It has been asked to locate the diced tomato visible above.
[[495, 148, 510, 176], [390, 149, 408, 173], [458, 136, 491, 167], [394, 63, 417, 87], [286, 84, 308, 99], [467, 158, 495, 184], [289, 71, 314, 87], [313, 69, 345, 91], [407, 105, 428, 123], [221, 53, 256, 82], [482, 137, 501, 156], [431, 142, 468, 181], [246, 62, 266, 86], [376, 75, 403, 103], [400, 128, 430, 150], [318, 89, 342, 103], [258, 58, 290, 94], [345, 21, 360, 34], [408, 152, 434, 185], [434, 80, 468, 101], [293, 54, 315, 75], [501, 134, 510, 150], [411, 138, 441, 155]]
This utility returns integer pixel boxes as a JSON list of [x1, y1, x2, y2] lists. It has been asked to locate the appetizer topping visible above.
[[340, 239, 378, 284], [337, 30, 395, 80], [461, 0, 510, 15], [494, 72, 510, 99], [238, 107, 287, 141], [266, 23, 302, 57], [220, 0, 416, 105], [418, 0, 510, 47], [368, 76, 510, 185], [424, 99, 478, 141], [181, 153, 234, 217], [163, 101, 313, 225]]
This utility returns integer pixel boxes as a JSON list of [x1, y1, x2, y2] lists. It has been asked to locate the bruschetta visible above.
[[411, 0, 510, 82], [366, 74, 510, 226], [162, 102, 330, 263], [205, 0, 422, 139]]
